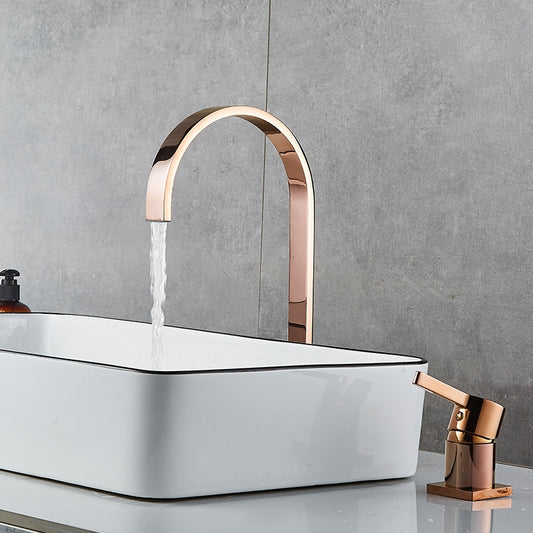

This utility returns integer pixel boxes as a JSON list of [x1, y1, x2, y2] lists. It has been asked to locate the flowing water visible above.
[[150, 222, 167, 369]]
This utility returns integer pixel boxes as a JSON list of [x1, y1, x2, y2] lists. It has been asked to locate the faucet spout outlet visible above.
[[145, 106, 314, 343]]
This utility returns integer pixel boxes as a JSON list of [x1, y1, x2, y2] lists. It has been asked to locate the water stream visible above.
[[150, 222, 167, 369]]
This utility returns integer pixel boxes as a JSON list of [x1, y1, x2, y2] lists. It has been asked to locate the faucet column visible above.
[[288, 183, 312, 343]]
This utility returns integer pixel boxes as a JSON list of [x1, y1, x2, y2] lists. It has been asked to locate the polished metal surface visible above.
[[145, 106, 315, 343], [414, 372, 511, 500], [445, 441, 495, 491], [413, 372, 505, 442]]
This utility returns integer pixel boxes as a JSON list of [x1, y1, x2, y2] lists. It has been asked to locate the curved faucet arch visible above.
[[145, 106, 314, 343]]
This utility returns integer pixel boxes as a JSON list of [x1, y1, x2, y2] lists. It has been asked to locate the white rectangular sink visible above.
[[0, 313, 427, 498]]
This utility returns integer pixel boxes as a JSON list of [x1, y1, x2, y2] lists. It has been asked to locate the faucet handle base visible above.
[[427, 482, 512, 501]]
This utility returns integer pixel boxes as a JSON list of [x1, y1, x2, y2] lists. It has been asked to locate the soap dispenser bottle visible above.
[[0, 269, 31, 312]]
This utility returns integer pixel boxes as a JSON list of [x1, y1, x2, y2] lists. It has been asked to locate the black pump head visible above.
[[0, 269, 21, 301]]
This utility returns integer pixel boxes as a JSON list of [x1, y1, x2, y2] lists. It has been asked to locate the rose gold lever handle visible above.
[[413, 371, 504, 440], [413, 371, 469, 407]]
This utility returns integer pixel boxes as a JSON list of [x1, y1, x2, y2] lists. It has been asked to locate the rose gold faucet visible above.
[[413, 372, 512, 501], [145, 106, 314, 343]]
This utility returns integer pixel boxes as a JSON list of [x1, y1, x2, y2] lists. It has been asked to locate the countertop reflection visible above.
[[0, 451, 530, 533]]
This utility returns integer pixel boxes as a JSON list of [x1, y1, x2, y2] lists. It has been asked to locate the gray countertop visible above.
[[0, 451, 530, 533]]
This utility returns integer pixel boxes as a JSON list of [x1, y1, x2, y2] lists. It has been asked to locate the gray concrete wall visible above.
[[1, 1, 531, 466]]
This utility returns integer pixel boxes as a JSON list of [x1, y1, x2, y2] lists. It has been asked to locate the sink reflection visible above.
[[0, 452, 524, 533], [0, 470, 416, 533]]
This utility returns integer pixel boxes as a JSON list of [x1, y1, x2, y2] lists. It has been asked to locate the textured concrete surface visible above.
[[1, 0, 269, 335], [1, 1, 531, 466], [267, 0, 533, 466]]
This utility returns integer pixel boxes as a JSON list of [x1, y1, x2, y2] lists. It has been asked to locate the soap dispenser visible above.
[[414, 371, 512, 501], [0, 269, 31, 312]]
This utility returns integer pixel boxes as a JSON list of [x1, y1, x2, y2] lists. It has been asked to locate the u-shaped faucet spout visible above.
[[145, 106, 314, 344]]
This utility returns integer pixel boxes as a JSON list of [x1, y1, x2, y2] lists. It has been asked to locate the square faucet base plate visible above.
[[427, 482, 512, 501]]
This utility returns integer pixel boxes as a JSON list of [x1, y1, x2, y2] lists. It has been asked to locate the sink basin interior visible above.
[[0, 313, 423, 372]]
